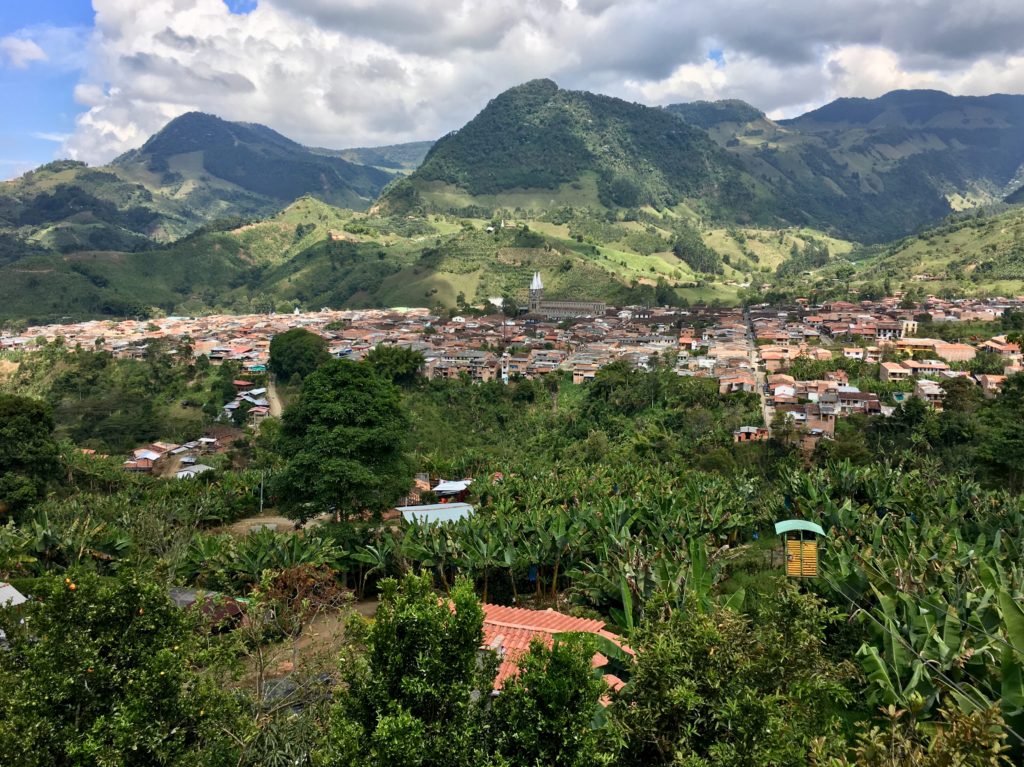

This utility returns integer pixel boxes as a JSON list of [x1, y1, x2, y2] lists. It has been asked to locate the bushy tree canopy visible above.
[[322, 573, 491, 767], [0, 393, 59, 513], [364, 345, 425, 387], [0, 570, 239, 767], [274, 359, 413, 520], [268, 327, 330, 381]]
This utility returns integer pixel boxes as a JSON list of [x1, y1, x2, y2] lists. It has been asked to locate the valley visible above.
[[4, 70, 1024, 767]]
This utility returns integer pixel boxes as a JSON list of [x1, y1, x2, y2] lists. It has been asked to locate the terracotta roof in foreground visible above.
[[481, 603, 631, 693]]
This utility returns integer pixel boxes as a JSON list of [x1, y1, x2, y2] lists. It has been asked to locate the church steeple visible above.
[[528, 271, 544, 312]]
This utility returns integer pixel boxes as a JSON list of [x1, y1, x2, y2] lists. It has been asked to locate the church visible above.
[[526, 272, 606, 320]]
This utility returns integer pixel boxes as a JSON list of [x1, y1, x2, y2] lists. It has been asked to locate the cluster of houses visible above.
[[733, 298, 1023, 450], [221, 380, 271, 426], [4, 295, 1023, 438], [122, 437, 220, 478]]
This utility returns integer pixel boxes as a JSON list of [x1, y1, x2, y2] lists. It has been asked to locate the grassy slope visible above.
[[846, 206, 1024, 296], [0, 192, 865, 323], [669, 92, 1024, 243]]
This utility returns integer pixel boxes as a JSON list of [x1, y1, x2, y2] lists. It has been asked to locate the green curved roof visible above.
[[774, 519, 827, 537]]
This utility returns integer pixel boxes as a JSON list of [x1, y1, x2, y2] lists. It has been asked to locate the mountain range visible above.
[[388, 81, 1024, 243], [0, 113, 398, 259], [3, 81, 1024, 324]]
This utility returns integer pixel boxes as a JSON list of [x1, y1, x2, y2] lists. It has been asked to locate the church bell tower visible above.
[[528, 271, 544, 312]]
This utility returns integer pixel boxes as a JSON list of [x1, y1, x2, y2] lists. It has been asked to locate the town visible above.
[[4, 283, 1022, 466]]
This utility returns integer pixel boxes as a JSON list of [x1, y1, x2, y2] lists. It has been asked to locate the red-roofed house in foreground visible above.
[[481, 603, 631, 698]]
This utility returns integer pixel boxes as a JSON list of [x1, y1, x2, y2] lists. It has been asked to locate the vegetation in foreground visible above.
[[2, 341, 1024, 764]]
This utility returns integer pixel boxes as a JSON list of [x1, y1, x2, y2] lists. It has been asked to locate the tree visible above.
[[822, 704, 1012, 767], [364, 345, 425, 387], [976, 374, 1024, 490], [0, 393, 60, 514], [320, 573, 493, 767], [274, 359, 413, 520], [672, 224, 723, 275], [940, 376, 982, 413], [489, 635, 609, 767], [502, 294, 519, 317], [0, 570, 240, 766], [268, 328, 330, 381], [611, 591, 855, 766]]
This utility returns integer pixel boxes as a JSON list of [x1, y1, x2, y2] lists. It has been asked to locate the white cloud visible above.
[[31, 132, 72, 143], [61, 0, 1024, 163], [0, 37, 48, 69]]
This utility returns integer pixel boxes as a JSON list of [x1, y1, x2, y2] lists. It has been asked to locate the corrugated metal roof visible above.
[[0, 582, 27, 607], [774, 519, 826, 537]]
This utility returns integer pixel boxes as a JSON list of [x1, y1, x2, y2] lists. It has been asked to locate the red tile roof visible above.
[[481, 604, 631, 693]]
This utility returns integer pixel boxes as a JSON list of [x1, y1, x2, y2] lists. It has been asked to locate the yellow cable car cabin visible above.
[[774, 519, 826, 578]]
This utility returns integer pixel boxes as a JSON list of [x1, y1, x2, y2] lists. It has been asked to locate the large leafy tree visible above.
[[0, 570, 240, 766], [976, 373, 1024, 490], [274, 359, 413, 520], [364, 345, 425, 387], [268, 327, 330, 381], [321, 573, 492, 767], [489, 634, 610, 767], [0, 393, 60, 514], [611, 590, 856, 767]]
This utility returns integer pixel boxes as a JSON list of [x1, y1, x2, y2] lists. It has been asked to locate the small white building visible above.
[[0, 582, 27, 644], [176, 464, 215, 480]]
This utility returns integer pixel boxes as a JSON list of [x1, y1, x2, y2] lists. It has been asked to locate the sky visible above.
[[4, 0, 1024, 179]]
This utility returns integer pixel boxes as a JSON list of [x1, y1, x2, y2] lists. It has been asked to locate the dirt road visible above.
[[267, 377, 284, 418]]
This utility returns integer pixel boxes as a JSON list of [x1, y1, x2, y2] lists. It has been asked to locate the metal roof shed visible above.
[[774, 519, 827, 578], [774, 520, 826, 537], [398, 502, 474, 525]]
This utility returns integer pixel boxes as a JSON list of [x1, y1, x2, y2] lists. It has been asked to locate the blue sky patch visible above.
[[224, 0, 258, 14]]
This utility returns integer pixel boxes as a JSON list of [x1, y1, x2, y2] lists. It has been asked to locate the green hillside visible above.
[[847, 206, 1024, 296], [7, 85, 1024, 325], [113, 112, 392, 216], [663, 99, 766, 129], [668, 90, 1024, 242], [6, 195, 828, 323], [0, 160, 196, 256], [382, 79, 764, 222], [0, 114, 398, 261], [327, 140, 435, 171]]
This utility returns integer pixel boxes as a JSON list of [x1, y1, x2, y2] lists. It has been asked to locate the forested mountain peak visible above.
[[112, 111, 391, 209], [117, 111, 304, 161], [384, 78, 750, 218], [784, 89, 1024, 128], [663, 99, 766, 128]]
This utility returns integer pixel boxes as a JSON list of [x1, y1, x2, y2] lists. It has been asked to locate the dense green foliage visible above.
[[0, 393, 59, 511], [0, 343, 224, 453], [269, 327, 331, 381], [672, 222, 724, 274], [0, 570, 239, 767], [322, 574, 491, 767], [390, 79, 753, 217], [490, 634, 608, 767], [613, 591, 854, 766], [2, 351, 1023, 764], [274, 359, 413, 520], [363, 345, 425, 386], [664, 99, 766, 129], [674, 90, 1024, 243]]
